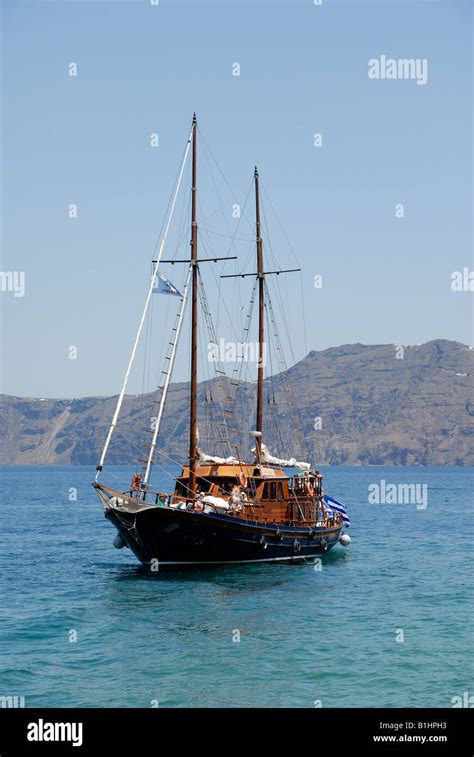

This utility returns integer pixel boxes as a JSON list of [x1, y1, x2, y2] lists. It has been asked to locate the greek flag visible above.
[[323, 495, 350, 527], [153, 272, 181, 297]]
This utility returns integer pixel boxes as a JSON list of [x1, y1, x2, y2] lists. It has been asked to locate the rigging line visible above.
[[197, 276, 211, 449], [195, 171, 253, 342], [136, 274, 154, 458], [113, 430, 182, 489], [195, 210, 226, 347], [169, 160, 192, 261], [260, 195, 281, 274], [217, 182, 255, 334], [298, 268, 314, 461], [197, 178, 256, 226], [101, 466, 138, 493], [274, 279, 301, 381], [100, 467, 137, 489], [155, 282, 173, 383], [267, 320, 284, 456], [260, 193, 295, 352], [265, 301, 292, 457], [143, 266, 192, 486], [196, 145, 253, 302], [151, 442, 248, 494], [146, 280, 155, 395], [264, 281, 312, 464], [115, 429, 149, 461], [199, 130, 257, 236], [95, 121, 194, 479], [239, 238, 257, 276], [152, 181, 191, 393], [229, 278, 259, 453], [150, 133, 194, 260], [197, 231, 250, 350], [259, 213, 302, 397], [115, 429, 207, 496], [259, 178, 302, 270], [228, 277, 258, 394], [259, 188, 306, 374], [200, 133, 250, 263], [138, 277, 151, 408], [261, 231, 301, 381], [233, 281, 259, 396], [267, 309, 277, 450], [198, 227, 255, 243], [197, 269, 237, 460]]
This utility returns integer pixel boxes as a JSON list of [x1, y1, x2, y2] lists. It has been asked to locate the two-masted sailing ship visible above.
[[93, 115, 351, 567]]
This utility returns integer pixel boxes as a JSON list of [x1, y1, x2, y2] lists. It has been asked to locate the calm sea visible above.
[[1, 465, 472, 708]]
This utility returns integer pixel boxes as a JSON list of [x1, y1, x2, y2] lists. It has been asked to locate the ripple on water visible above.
[[1, 465, 473, 707]]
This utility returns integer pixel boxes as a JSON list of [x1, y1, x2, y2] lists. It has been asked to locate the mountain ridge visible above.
[[1, 339, 473, 466]]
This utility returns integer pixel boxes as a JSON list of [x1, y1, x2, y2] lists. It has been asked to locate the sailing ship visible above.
[[93, 115, 351, 567]]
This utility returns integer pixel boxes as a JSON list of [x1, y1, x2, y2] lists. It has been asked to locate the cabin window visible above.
[[196, 477, 211, 493], [262, 481, 284, 499], [247, 478, 257, 498], [175, 479, 189, 497], [217, 479, 238, 496]]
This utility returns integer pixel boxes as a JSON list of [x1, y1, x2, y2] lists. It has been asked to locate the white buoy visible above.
[[339, 533, 351, 546], [113, 534, 126, 549]]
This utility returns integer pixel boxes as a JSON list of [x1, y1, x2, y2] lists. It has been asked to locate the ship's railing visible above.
[[225, 501, 343, 529], [121, 487, 343, 527], [121, 487, 172, 504]]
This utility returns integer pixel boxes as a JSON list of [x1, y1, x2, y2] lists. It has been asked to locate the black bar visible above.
[[0, 708, 471, 755]]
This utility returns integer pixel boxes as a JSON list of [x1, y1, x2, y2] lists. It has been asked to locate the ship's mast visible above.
[[189, 114, 198, 498], [255, 166, 264, 462], [220, 167, 302, 469]]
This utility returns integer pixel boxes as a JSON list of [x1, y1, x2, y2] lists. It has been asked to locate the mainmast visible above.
[[189, 114, 198, 498], [220, 167, 302, 469], [255, 166, 264, 462]]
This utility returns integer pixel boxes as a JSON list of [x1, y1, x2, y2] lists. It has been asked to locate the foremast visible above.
[[255, 167, 264, 463], [189, 114, 198, 498]]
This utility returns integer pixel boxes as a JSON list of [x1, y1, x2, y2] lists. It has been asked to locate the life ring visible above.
[[239, 471, 248, 488]]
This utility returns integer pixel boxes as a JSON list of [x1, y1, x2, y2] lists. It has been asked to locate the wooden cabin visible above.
[[169, 463, 333, 527]]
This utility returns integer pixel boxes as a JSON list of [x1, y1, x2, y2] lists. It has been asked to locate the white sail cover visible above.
[[252, 444, 311, 471], [197, 449, 241, 465]]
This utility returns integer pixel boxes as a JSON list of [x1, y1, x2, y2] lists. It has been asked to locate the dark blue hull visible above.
[[106, 505, 343, 566]]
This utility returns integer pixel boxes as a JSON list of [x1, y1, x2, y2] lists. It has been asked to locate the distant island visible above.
[[1, 339, 473, 466]]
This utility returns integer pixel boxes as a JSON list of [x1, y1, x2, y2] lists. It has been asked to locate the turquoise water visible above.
[[1, 465, 472, 708]]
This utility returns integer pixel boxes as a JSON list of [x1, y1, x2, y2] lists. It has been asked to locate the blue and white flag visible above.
[[153, 272, 182, 297], [323, 495, 350, 527]]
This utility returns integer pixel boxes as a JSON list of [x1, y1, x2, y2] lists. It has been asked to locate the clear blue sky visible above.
[[1, 0, 472, 398]]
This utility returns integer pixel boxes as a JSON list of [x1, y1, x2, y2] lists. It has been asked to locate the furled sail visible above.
[[251, 443, 311, 471], [197, 449, 242, 465]]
